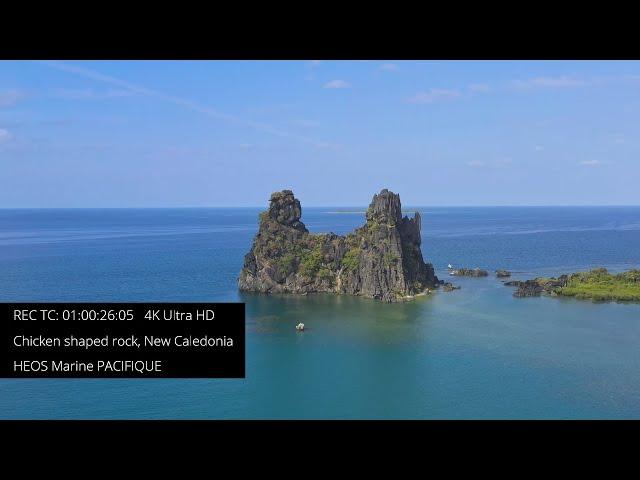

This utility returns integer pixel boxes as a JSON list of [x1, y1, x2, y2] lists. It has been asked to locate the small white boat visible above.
[[448, 264, 453, 269], [295, 323, 305, 331]]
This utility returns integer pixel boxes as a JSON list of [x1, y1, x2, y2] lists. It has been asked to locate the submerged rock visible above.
[[238, 189, 439, 302], [442, 282, 460, 292], [450, 268, 489, 277]]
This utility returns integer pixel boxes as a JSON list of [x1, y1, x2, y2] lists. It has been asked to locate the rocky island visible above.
[[450, 268, 489, 277], [238, 189, 440, 302], [506, 268, 640, 302]]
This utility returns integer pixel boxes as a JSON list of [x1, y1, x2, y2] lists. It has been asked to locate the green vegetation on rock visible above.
[[274, 253, 296, 275], [368, 220, 380, 233], [557, 268, 640, 302], [299, 244, 324, 279], [317, 266, 334, 282], [384, 252, 399, 266], [342, 247, 361, 272], [239, 189, 439, 302]]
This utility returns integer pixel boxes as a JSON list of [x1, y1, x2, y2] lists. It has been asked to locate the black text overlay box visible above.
[[0, 303, 245, 378]]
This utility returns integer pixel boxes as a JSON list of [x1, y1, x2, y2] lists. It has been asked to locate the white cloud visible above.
[[295, 119, 320, 128], [408, 89, 460, 104], [38, 60, 330, 148], [323, 80, 350, 89], [52, 88, 134, 100], [380, 63, 398, 71], [514, 76, 586, 89], [467, 160, 485, 167], [580, 160, 601, 166], [315, 141, 341, 149], [468, 83, 490, 93], [0, 89, 24, 107], [511, 74, 640, 91], [610, 133, 625, 145], [0, 128, 11, 143]]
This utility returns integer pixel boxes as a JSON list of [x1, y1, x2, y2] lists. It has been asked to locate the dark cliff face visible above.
[[267, 190, 307, 232], [238, 189, 438, 302]]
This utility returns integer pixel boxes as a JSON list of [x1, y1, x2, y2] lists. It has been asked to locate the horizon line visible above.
[[2, 204, 640, 209]]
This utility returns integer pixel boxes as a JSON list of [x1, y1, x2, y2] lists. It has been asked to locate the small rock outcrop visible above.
[[450, 268, 489, 277], [442, 282, 461, 292], [507, 275, 570, 297], [512, 280, 544, 297], [495, 269, 511, 278], [238, 189, 439, 302]]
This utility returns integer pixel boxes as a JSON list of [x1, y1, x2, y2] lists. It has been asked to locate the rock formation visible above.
[[442, 282, 461, 292], [506, 269, 640, 302], [510, 280, 545, 297], [495, 269, 511, 278], [506, 276, 569, 297], [450, 268, 489, 277], [238, 189, 439, 302]]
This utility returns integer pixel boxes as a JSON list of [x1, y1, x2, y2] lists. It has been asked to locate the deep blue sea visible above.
[[1, 206, 640, 419]]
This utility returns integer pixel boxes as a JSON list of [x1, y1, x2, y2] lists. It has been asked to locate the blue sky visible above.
[[1, 60, 639, 207]]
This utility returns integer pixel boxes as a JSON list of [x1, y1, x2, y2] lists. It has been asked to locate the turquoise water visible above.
[[1, 207, 640, 418]]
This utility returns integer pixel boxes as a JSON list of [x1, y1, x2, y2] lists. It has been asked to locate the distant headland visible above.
[[238, 189, 440, 302]]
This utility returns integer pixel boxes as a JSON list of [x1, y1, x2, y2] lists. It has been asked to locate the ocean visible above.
[[1, 206, 640, 419]]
